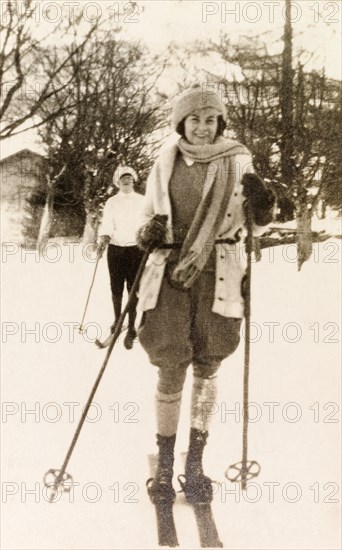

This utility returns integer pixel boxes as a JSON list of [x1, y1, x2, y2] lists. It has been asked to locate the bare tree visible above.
[[319, 81, 342, 214], [173, 29, 341, 265], [35, 33, 167, 246], [0, 0, 98, 139]]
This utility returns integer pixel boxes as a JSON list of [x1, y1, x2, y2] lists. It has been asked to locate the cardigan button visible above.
[[220, 255, 225, 259], [227, 213, 231, 217], [218, 297, 224, 301], [219, 277, 224, 281]]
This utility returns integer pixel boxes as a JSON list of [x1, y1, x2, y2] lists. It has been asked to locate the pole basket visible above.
[[43, 468, 73, 502], [225, 460, 261, 491]]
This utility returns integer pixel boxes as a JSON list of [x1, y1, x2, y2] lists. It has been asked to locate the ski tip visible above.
[[147, 453, 159, 473], [95, 339, 106, 349]]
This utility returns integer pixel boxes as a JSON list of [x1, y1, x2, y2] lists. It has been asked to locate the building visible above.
[[0, 149, 47, 244]]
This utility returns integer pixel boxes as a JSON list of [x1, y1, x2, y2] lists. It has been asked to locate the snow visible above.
[[1, 238, 341, 549]]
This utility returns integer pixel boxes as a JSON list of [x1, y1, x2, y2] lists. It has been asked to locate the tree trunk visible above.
[[82, 211, 98, 248], [320, 200, 327, 219], [37, 166, 65, 250], [280, 0, 294, 187], [37, 190, 54, 250], [296, 204, 312, 271]]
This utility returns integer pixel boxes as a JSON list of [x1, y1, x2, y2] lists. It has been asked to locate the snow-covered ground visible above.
[[1, 236, 341, 549]]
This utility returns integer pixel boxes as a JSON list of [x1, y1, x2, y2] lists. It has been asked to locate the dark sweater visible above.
[[169, 153, 215, 270]]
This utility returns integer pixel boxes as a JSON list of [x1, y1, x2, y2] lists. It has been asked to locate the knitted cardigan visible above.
[[137, 142, 269, 318]]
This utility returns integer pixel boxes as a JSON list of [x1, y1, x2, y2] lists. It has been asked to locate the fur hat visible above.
[[113, 165, 138, 188], [171, 85, 227, 131]]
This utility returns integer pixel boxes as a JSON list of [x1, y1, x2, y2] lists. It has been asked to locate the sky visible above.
[[1, 0, 341, 157], [125, 1, 341, 77]]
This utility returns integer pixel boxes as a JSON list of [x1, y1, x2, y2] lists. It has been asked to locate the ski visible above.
[[95, 324, 127, 349], [178, 453, 223, 548], [191, 503, 223, 548], [147, 454, 179, 548]]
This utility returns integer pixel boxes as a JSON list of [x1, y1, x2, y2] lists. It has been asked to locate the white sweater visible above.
[[99, 191, 144, 247]]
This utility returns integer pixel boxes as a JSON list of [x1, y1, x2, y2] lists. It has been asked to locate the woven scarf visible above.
[[171, 136, 250, 288]]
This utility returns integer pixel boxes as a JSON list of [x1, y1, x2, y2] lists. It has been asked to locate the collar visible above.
[[182, 155, 195, 166], [117, 190, 135, 197]]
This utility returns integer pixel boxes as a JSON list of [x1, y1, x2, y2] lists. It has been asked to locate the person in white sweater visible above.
[[97, 166, 144, 349]]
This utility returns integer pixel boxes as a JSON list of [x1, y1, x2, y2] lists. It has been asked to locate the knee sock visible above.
[[190, 375, 218, 433], [156, 390, 183, 437]]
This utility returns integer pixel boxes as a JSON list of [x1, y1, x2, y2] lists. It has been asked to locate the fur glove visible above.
[[242, 173, 275, 226], [136, 215, 168, 251]]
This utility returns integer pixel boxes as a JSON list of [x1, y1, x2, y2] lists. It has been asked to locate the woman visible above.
[[97, 165, 144, 349], [136, 85, 275, 504]]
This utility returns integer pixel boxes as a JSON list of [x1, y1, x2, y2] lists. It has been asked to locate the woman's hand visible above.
[[136, 215, 168, 251], [242, 173, 275, 225], [97, 235, 110, 258]]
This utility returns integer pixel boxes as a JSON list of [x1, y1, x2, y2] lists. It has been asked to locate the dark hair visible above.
[[176, 114, 226, 140]]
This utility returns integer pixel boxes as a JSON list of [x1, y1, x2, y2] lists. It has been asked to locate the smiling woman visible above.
[[135, 85, 275, 532], [172, 87, 227, 147], [184, 109, 218, 145]]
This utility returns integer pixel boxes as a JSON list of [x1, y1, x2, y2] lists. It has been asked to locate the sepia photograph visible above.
[[1, 1, 341, 548]]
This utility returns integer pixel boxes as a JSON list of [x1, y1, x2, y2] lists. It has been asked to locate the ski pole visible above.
[[78, 255, 100, 333], [225, 199, 261, 490], [44, 247, 151, 502]]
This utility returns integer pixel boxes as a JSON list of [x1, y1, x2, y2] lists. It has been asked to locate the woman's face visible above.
[[184, 107, 219, 145], [118, 174, 134, 193]]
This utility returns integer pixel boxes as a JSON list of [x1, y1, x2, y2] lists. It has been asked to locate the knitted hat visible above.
[[113, 165, 138, 188], [171, 85, 227, 131]]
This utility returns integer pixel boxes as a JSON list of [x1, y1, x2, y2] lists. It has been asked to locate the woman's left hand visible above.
[[242, 173, 275, 225]]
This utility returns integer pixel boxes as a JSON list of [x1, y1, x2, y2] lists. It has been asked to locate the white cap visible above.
[[113, 165, 138, 187]]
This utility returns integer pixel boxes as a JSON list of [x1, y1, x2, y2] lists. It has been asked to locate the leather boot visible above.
[[147, 434, 176, 504], [123, 327, 137, 350], [179, 428, 213, 504]]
